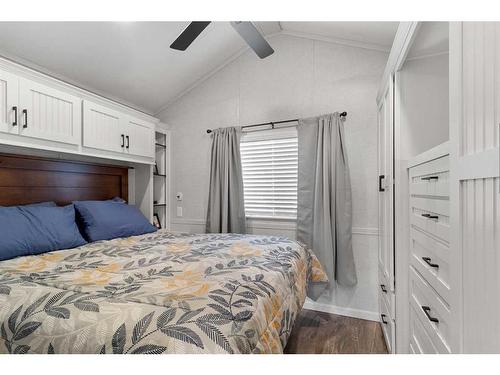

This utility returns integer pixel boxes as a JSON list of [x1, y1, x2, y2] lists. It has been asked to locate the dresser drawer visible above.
[[409, 267, 451, 353], [409, 156, 449, 198], [379, 293, 395, 353], [409, 305, 439, 354], [410, 197, 450, 243], [410, 227, 450, 302]]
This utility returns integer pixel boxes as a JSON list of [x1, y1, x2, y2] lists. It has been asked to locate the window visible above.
[[240, 127, 298, 219]]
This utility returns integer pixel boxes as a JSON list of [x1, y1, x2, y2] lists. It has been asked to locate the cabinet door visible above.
[[19, 78, 81, 144], [452, 22, 500, 353], [0, 69, 19, 134], [82, 100, 124, 154], [377, 76, 395, 291], [124, 116, 154, 158]]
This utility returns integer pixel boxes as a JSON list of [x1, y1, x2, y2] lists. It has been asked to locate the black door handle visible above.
[[126, 135, 130, 149], [422, 257, 439, 269], [381, 314, 388, 324], [422, 306, 439, 323], [379, 175, 385, 192], [380, 284, 387, 293], [121, 134, 125, 148], [421, 213, 439, 219], [22, 109, 27, 128], [421, 176, 439, 181], [12, 106, 17, 126]]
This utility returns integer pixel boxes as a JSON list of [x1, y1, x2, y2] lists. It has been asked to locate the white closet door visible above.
[[19, 78, 81, 145], [378, 76, 395, 291], [124, 116, 154, 158], [0, 69, 19, 134], [82, 100, 124, 154], [451, 22, 500, 353]]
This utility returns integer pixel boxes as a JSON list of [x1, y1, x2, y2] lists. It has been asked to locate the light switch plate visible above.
[[176, 206, 183, 217]]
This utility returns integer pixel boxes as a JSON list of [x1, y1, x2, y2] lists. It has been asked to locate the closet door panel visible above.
[[461, 177, 500, 353], [124, 116, 154, 158], [82, 100, 124, 153], [19, 78, 81, 145], [452, 22, 500, 353], [0, 69, 19, 134], [378, 77, 395, 290]]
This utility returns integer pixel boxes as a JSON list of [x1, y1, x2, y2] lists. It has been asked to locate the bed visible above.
[[0, 154, 327, 354]]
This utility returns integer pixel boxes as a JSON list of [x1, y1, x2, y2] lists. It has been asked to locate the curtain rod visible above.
[[206, 111, 347, 134]]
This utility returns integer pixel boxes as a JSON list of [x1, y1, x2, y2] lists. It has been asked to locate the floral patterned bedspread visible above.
[[0, 230, 327, 354]]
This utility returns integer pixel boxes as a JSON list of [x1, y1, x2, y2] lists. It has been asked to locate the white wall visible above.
[[159, 33, 388, 321], [398, 53, 449, 159]]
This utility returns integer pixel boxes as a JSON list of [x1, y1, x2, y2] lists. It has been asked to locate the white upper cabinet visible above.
[[0, 62, 157, 164], [83, 100, 123, 153], [0, 69, 19, 134], [18, 78, 81, 145], [125, 116, 154, 158], [82, 100, 154, 159]]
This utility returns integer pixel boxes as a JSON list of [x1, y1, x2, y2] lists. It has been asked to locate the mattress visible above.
[[0, 230, 327, 354]]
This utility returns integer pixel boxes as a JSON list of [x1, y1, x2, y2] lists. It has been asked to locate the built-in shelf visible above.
[[154, 129, 168, 230]]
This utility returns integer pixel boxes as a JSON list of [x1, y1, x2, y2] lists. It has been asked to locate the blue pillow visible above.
[[0, 201, 57, 208], [73, 201, 157, 242], [0, 205, 87, 261]]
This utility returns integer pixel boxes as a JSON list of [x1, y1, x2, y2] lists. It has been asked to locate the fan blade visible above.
[[170, 21, 211, 51], [230, 22, 274, 59]]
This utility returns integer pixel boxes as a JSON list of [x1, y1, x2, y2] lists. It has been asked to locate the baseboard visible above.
[[303, 300, 380, 322]]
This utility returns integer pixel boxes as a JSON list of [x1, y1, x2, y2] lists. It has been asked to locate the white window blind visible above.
[[240, 127, 298, 219]]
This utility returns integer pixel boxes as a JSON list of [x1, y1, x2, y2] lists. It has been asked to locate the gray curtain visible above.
[[297, 113, 357, 296], [206, 127, 246, 234]]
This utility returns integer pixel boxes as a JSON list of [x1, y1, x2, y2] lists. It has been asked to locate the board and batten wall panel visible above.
[[456, 22, 500, 353]]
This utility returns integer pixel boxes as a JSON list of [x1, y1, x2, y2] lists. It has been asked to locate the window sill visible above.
[[246, 216, 297, 222]]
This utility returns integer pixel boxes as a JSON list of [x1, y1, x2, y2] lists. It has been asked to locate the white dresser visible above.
[[407, 142, 451, 354]]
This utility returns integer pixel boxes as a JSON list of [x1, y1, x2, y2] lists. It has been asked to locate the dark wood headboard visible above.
[[0, 153, 129, 206]]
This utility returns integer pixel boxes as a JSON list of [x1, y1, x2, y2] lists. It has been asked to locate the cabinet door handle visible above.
[[422, 257, 439, 269], [422, 306, 439, 323], [381, 314, 388, 324], [126, 135, 130, 149], [421, 176, 439, 181], [12, 106, 17, 126], [379, 175, 385, 192], [380, 284, 387, 293], [121, 134, 125, 148], [22, 109, 27, 128], [421, 213, 439, 219]]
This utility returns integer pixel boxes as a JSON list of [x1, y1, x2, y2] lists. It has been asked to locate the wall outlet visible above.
[[176, 206, 183, 217]]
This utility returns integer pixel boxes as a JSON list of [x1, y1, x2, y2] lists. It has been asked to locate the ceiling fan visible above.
[[170, 21, 274, 59]]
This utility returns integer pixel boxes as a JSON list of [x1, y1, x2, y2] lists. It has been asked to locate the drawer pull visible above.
[[422, 257, 439, 269], [421, 176, 439, 181], [421, 213, 439, 219], [422, 306, 439, 323], [381, 314, 388, 324], [379, 175, 385, 192], [380, 284, 387, 293], [12, 106, 17, 126]]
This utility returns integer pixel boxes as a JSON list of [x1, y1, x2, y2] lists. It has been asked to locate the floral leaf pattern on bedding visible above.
[[0, 230, 327, 354]]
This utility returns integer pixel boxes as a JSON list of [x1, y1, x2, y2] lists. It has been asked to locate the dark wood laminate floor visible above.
[[284, 309, 388, 354]]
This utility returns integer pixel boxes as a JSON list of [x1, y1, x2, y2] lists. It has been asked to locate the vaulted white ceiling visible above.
[[0, 22, 398, 115]]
